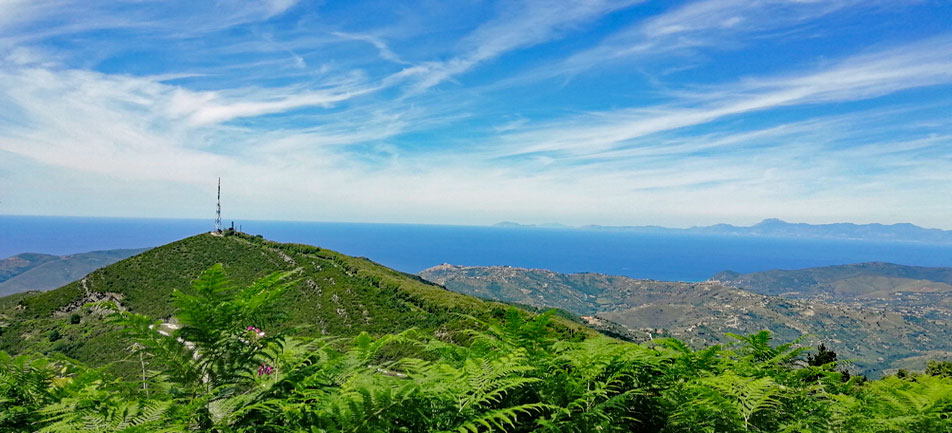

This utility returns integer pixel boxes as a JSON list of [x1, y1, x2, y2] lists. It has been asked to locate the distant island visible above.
[[495, 218, 952, 244]]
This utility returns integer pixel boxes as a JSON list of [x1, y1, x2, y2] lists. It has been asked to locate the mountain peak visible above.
[[754, 218, 789, 226], [0, 232, 590, 373]]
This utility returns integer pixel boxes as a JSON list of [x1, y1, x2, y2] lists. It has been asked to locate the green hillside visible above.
[[0, 248, 149, 297], [421, 264, 952, 376], [0, 232, 588, 373]]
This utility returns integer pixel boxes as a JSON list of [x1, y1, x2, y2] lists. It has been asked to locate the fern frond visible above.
[[444, 403, 550, 433]]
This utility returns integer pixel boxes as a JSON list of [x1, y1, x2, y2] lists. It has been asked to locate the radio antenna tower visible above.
[[215, 177, 222, 233]]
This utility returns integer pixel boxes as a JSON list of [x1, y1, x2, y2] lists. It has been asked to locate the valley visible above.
[[421, 263, 952, 376]]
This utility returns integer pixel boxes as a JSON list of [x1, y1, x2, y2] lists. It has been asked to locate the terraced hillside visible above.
[[421, 264, 952, 376], [0, 233, 589, 374]]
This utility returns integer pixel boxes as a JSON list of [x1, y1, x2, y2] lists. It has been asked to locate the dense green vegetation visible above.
[[2, 265, 950, 433]]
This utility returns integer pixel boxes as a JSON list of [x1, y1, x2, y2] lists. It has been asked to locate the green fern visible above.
[[38, 389, 182, 433], [670, 371, 784, 432]]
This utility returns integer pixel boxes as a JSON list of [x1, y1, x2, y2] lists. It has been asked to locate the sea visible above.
[[3, 215, 952, 282]]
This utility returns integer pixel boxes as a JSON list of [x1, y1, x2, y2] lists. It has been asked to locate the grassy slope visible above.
[[0, 233, 590, 375], [421, 264, 952, 376]]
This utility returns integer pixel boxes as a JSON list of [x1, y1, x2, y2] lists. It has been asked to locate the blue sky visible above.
[[1, 0, 951, 228]]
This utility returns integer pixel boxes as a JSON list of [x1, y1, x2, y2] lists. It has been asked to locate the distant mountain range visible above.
[[0, 248, 149, 296], [496, 218, 952, 244], [712, 262, 952, 309], [421, 262, 952, 376]]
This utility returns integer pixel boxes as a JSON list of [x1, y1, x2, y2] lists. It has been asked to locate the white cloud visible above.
[[0, 0, 302, 41], [535, 0, 896, 81], [263, 0, 299, 17], [0, 1, 950, 229], [172, 86, 376, 126], [495, 37, 952, 157], [640, 0, 854, 38], [332, 31, 408, 65], [396, 0, 640, 93]]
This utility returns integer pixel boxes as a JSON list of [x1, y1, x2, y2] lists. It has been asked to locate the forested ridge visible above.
[[2, 265, 950, 433]]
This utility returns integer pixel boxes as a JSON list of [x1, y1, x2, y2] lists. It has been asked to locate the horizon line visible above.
[[1, 213, 951, 232]]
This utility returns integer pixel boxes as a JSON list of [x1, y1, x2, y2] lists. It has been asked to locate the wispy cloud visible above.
[[495, 36, 952, 157], [331, 31, 409, 65], [640, 0, 859, 38], [0, 0, 301, 35], [394, 0, 640, 93], [168, 83, 378, 126], [527, 0, 896, 82]]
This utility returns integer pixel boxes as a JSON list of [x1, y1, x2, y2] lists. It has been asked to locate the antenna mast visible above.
[[215, 177, 222, 233]]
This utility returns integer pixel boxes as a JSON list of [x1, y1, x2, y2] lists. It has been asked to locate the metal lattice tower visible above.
[[215, 177, 222, 233]]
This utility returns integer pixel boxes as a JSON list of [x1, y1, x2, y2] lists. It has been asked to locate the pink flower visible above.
[[258, 363, 275, 376]]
